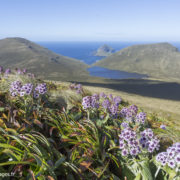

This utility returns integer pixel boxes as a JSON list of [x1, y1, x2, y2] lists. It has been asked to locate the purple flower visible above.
[[136, 112, 146, 124], [168, 150, 175, 158], [20, 91, 25, 97], [130, 148, 139, 156], [5, 68, 11, 74], [121, 122, 129, 128], [76, 84, 82, 90], [129, 105, 138, 116], [119, 141, 125, 149], [35, 83, 47, 95], [9, 81, 22, 96], [33, 92, 39, 99], [160, 124, 166, 130], [91, 96, 100, 109], [122, 149, 128, 156], [82, 95, 100, 110], [100, 92, 107, 98], [139, 129, 160, 152], [113, 96, 121, 105], [92, 94, 99, 101], [156, 152, 168, 166], [9, 81, 46, 99], [109, 104, 118, 115], [75, 84, 83, 94], [21, 83, 33, 95], [156, 142, 180, 169], [11, 91, 17, 97], [126, 111, 134, 120], [120, 107, 128, 118], [168, 160, 176, 169], [82, 96, 92, 110], [120, 105, 138, 122], [69, 83, 76, 89], [69, 83, 83, 94], [102, 99, 111, 109], [23, 68, 27, 73], [118, 128, 142, 157], [175, 154, 180, 164]]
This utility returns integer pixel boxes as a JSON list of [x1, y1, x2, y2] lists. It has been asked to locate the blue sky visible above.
[[0, 0, 180, 41]]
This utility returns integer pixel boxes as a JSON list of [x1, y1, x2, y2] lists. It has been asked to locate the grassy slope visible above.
[[51, 79, 180, 135], [94, 43, 180, 81], [1, 38, 180, 133], [0, 37, 90, 81]]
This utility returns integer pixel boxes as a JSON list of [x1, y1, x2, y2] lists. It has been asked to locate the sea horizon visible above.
[[36, 41, 180, 79], [37, 41, 180, 65]]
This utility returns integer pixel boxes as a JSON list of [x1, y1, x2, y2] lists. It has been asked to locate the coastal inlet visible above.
[[87, 66, 147, 79]]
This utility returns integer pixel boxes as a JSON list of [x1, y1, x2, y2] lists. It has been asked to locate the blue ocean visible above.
[[37, 41, 180, 79]]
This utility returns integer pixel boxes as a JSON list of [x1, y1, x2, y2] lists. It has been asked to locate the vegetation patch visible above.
[[0, 66, 179, 179]]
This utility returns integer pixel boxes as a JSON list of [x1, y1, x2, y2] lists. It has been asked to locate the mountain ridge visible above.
[[0, 37, 90, 81], [94, 42, 180, 80]]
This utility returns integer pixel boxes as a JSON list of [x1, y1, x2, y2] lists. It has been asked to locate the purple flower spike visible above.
[[156, 142, 180, 169], [120, 107, 129, 118], [5, 68, 11, 74], [23, 68, 27, 73], [113, 96, 122, 105], [129, 105, 138, 116], [34, 83, 47, 95], [21, 83, 33, 95], [82, 96, 92, 110], [82, 95, 99, 110], [100, 92, 107, 98], [9, 80, 46, 99], [136, 112, 146, 124], [109, 104, 118, 115], [102, 99, 111, 109], [69, 83, 83, 94]]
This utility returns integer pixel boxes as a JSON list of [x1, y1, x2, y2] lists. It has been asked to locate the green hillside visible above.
[[94, 43, 180, 80], [0, 37, 90, 81]]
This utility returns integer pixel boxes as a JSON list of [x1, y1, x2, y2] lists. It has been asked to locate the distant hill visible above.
[[0, 37, 89, 81], [94, 44, 115, 56], [94, 43, 180, 80]]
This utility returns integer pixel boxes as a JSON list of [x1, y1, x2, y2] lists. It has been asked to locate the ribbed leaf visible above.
[[2, 149, 21, 161], [53, 156, 66, 170], [0, 143, 23, 154], [0, 161, 31, 166]]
